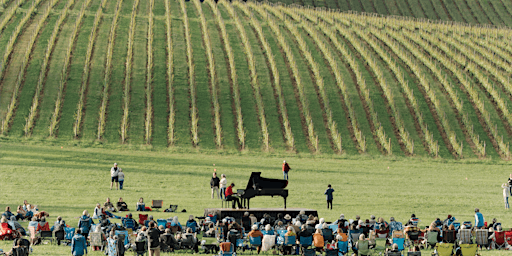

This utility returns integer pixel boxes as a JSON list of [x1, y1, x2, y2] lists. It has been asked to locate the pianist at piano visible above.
[[225, 183, 242, 209]]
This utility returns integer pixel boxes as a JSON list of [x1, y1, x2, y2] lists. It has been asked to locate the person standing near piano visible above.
[[282, 160, 291, 180], [225, 183, 242, 209]]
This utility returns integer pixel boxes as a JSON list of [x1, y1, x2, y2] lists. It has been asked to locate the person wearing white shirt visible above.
[[219, 174, 227, 199], [110, 163, 120, 190], [502, 183, 510, 209]]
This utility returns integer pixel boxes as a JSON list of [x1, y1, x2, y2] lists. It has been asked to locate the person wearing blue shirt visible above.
[[324, 185, 335, 210], [71, 229, 87, 256], [474, 208, 485, 228], [78, 210, 93, 240]]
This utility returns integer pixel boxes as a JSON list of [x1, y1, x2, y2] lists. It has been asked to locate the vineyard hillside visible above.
[[0, 0, 511, 159]]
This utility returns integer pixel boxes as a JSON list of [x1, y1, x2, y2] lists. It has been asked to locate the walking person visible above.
[[118, 169, 125, 190], [324, 184, 335, 210], [474, 208, 485, 228], [71, 229, 88, 256], [219, 174, 227, 199], [210, 171, 220, 199], [502, 183, 510, 209], [148, 222, 161, 256], [110, 163, 120, 190], [282, 160, 291, 180]]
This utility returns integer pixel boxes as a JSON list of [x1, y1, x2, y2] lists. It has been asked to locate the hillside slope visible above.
[[0, 0, 511, 159]]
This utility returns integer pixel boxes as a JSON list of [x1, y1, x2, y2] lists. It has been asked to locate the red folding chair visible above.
[[138, 214, 148, 226], [505, 231, 512, 246], [493, 231, 507, 249]]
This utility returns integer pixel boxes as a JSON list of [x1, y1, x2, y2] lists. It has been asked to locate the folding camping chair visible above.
[[138, 214, 148, 226], [322, 228, 334, 243], [219, 242, 235, 256], [442, 230, 456, 244], [262, 235, 276, 252], [276, 230, 286, 245], [426, 231, 439, 249], [458, 229, 472, 244], [157, 219, 168, 229], [349, 229, 363, 245], [459, 244, 477, 256], [151, 200, 163, 211], [337, 240, 348, 255], [134, 240, 148, 256], [89, 232, 104, 251], [357, 240, 370, 256], [506, 230, 512, 246], [64, 227, 75, 244], [392, 238, 405, 251], [54, 230, 65, 245], [115, 230, 129, 246], [475, 229, 489, 248], [385, 252, 402, 256], [436, 243, 453, 256], [406, 228, 421, 247], [216, 226, 225, 241], [249, 236, 262, 253], [493, 231, 506, 249], [407, 252, 420, 256], [40, 230, 53, 244]]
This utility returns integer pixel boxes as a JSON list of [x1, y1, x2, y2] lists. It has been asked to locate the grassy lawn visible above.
[[0, 142, 511, 255]]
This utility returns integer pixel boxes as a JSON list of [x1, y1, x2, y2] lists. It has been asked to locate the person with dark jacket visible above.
[[210, 171, 220, 199], [282, 161, 291, 180], [242, 212, 251, 232], [78, 210, 93, 240], [298, 225, 312, 237], [147, 222, 161, 256], [53, 220, 65, 245], [160, 228, 178, 252]]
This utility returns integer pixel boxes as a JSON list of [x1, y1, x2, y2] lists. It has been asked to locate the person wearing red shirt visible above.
[[225, 183, 242, 209], [282, 160, 291, 180]]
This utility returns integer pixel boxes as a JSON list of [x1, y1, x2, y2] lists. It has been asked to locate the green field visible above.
[[0, 0, 511, 160], [0, 143, 511, 255]]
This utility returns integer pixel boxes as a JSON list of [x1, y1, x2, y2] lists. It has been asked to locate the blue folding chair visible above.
[[276, 230, 287, 245], [64, 227, 75, 241], [337, 241, 348, 255], [115, 230, 129, 246], [349, 229, 362, 245], [157, 219, 167, 228], [329, 224, 338, 234], [249, 236, 262, 246], [392, 237, 405, 251], [285, 235, 296, 245], [299, 236, 313, 247], [453, 222, 461, 231]]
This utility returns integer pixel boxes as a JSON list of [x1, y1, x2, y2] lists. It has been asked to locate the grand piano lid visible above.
[[246, 172, 288, 190]]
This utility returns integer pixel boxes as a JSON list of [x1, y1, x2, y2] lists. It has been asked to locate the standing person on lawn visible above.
[[282, 160, 291, 180], [324, 185, 334, 210], [71, 229, 87, 256], [118, 169, 125, 190], [474, 208, 485, 228], [210, 171, 220, 199], [219, 174, 227, 200], [502, 183, 510, 209], [110, 163, 120, 190]]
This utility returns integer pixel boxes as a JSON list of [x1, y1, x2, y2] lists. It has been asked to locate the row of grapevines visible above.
[[48, 1, 91, 137], [165, 0, 174, 146], [119, 0, 139, 143], [257, 5, 319, 152], [471, 36, 512, 72], [73, 0, 108, 138], [97, 0, 123, 140], [144, 0, 154, 144], [278, 13, 343, 153], [179, 0, 199, 146], [0, 0, 27, 34], [222, 1, 270, 150], [370, 28, 464, 157], [1, 0, 57, 135], [236, 1, 294, 150], [403, 29, 510, 157], [23, 0, 75, 136], [193, 0, 222, 148]]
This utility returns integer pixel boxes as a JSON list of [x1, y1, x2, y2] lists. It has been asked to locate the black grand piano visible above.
[[237, 172, 289, 209]]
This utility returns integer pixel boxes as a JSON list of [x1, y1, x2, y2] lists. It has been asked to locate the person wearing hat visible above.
[[283, 214, 292, 224], [248, 225, 263, 253], [324, 184, 335, 210], [110, 163, 120, 190], [210, 171, 220, 199], [282, 160, 291, 180]]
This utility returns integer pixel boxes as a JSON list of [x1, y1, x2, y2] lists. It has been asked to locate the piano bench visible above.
[[221, 199, 230, 208]]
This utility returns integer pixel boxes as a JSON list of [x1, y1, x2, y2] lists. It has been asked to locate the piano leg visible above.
[[284, 197, 287, 209], [248, 199, 250, 209]]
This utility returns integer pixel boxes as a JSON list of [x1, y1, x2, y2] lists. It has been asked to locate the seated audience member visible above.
[[298, 224, 312, 237], [283, 226, 296, 255], [405, 214, 419, 227], [37, 217, 50, 231], [34, 210, 49, 220], [275, 221, 286, 231], [136, 226, 148, 242], [249, 214, 258, 225], [2, 207, 14, 220], [8, 216, 25, 236], [160, 228, 178, 251], [283, 214, 292, 224], [487, 218, 499, 229], [386, 243, 400, 254], [260, 213, 272, 226], [274, 213, 285, 227], [0, 217, 15, 240], [291, 220, 301, 233], [285, 226, 296, 237], [204, 223, 215, 237], [145, 215, 154, 227], [264, 224, 274, 235], [136, 198, 145, 212], [117, 198, 129, 211], [122, 213, 138, 230], [315, 218, 325, 230], [181, 228, 199, 252], [51, 216, 62, 231], [24, 205, 34, 220], [15, 206, 26, 221], [248, 225, 263, 254], [104, 198, 116, 212], [241, 212, 251, 232], [92, 225, 106, 251], [433, 218, 443, 227], [171, 216, 182, 229], [227, 224, 242, 252], [375, 217, 388, 230], [53, 220, 66, 245], [389, 217, 402, 232], [443, 215, 456, 227], [92, 204, 102, 219], [4, 237, 30, 256], [186, 215, 199, 232], [296, 210, 308, 223], [369, 215, 376, 227], [158, 225, 165, 235], [100, 215, 111, 230], [313, 229, 324, 251]]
